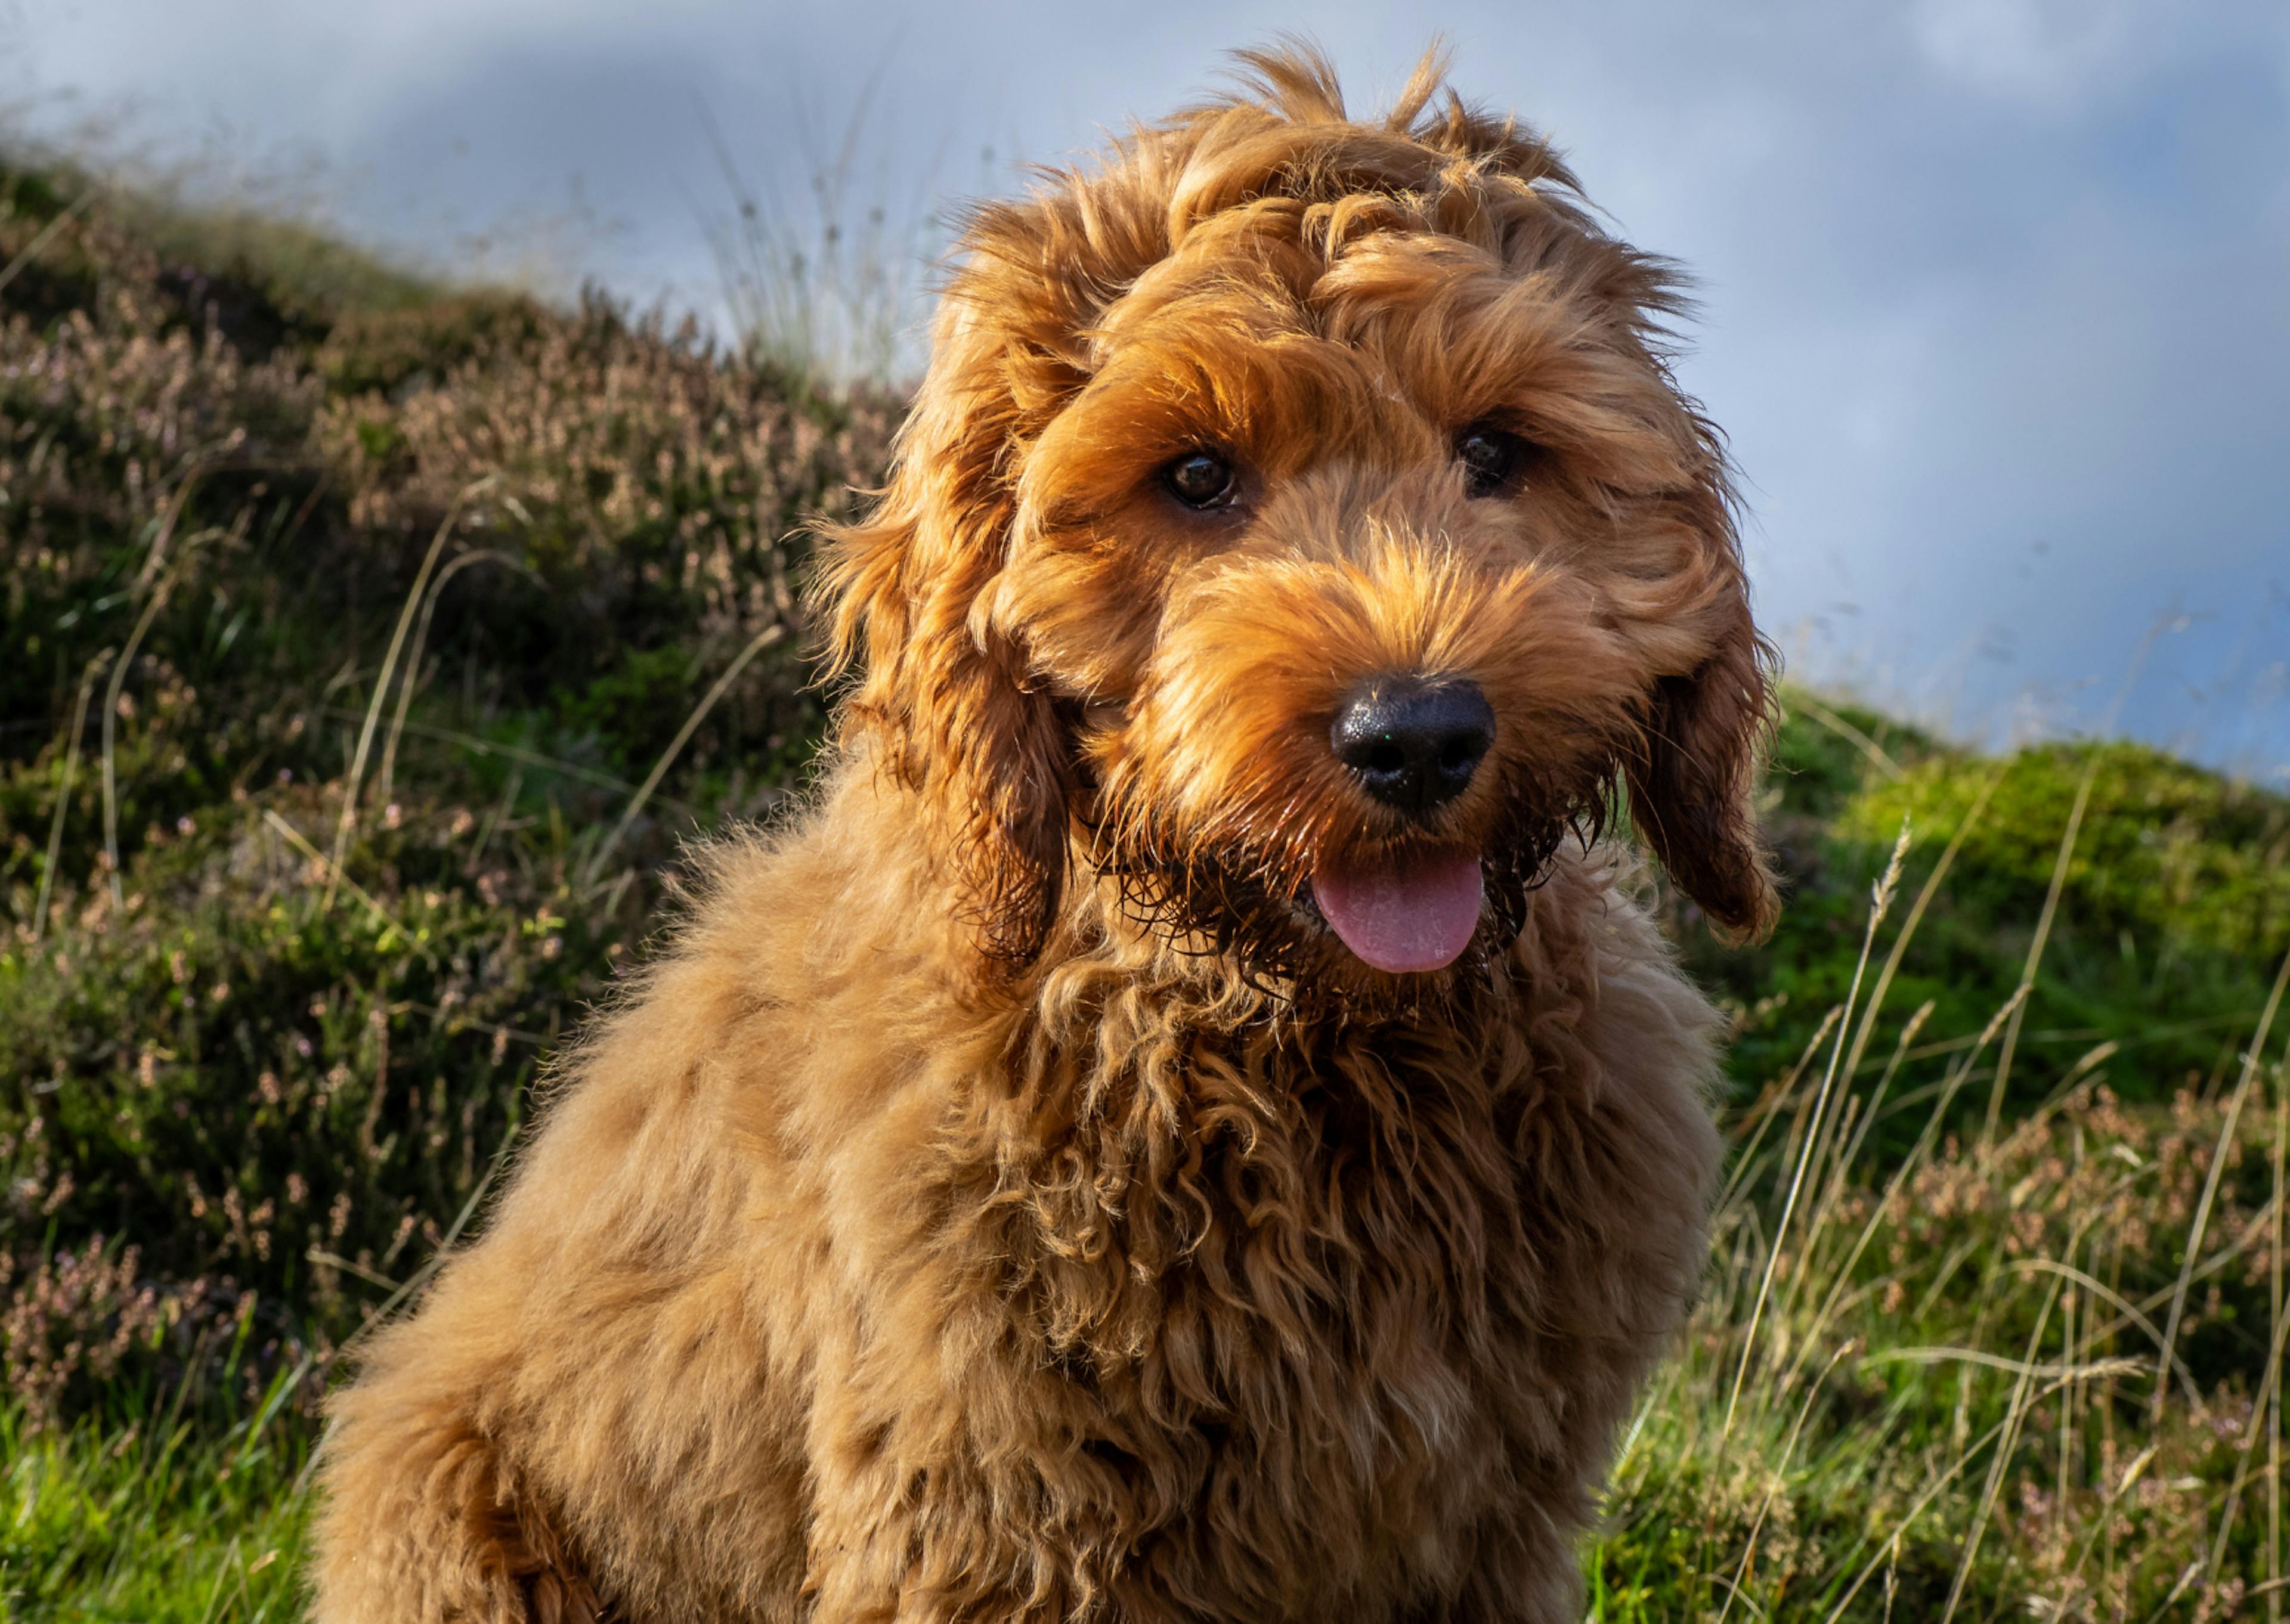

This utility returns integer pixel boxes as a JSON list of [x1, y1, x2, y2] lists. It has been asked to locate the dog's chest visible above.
[[988, 1047, 1538, 1610]]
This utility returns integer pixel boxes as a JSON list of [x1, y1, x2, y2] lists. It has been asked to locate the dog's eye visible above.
[[1456, 426, 1531, 497], [1163, 451, 1237, 510]]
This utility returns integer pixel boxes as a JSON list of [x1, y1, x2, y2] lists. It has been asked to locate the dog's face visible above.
[[823, 51, 1775, 992]]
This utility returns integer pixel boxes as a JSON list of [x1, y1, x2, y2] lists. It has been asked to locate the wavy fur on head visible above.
[[313, 43, 1768, 1624]]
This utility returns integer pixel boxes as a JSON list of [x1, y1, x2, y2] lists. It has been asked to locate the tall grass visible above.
[[698, 79, 951, 389], [1592, 773, 2290, 1620]]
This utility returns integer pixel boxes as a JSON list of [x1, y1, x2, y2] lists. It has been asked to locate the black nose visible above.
[[1330, 678, 1495, 816]]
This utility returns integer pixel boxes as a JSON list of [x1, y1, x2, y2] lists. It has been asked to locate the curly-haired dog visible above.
[[312, 45, 1774, 1624]]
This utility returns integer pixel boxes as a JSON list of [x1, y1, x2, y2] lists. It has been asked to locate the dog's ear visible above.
[[1622, 485, 1780, 943], [813, 317, 1077, 973]]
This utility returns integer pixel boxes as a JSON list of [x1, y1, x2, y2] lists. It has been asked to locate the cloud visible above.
[[8, 0, 2287, 768], [1908, 0, 2144, 105]]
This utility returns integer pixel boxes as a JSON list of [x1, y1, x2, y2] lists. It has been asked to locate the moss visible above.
[[1681, 711, 2290, 1130], [1845, 742, 2290, 960]]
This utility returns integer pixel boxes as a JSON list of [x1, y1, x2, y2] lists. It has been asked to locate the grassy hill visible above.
[[4, 150, 2288, 1620]]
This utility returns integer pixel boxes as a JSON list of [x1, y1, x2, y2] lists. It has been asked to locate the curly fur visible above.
[[312, 44, 1773, 1623]]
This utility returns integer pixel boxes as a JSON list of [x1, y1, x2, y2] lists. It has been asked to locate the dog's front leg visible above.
[[311, 1312, 603, 1624]]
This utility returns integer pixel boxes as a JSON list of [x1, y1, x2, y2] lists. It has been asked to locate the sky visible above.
[[6, 0, 2287, 777]]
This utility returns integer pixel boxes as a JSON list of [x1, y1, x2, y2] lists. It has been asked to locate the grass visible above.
[[1589, 828, 2290, 1619], [2, 1353, 311, 1619], [4, 142, 2289, 1620]]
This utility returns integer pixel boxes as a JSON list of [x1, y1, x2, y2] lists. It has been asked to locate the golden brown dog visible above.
[[312, 45, 1773, 1623]]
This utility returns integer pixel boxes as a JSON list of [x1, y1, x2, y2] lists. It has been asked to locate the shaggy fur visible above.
[[312, 45, 1774, 1624]]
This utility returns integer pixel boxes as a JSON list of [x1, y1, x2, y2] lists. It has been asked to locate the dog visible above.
[[311, 44, 1773, 1624]]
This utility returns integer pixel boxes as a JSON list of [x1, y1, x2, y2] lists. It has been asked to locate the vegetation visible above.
[[4, 148, 2287, 1620], [1697, 710, 2290, 1132]]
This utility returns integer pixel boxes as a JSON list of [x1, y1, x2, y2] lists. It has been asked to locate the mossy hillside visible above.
[[1694, 699, 2289, 1141]]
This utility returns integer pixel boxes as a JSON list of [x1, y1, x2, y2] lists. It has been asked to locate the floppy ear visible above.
[[1623, 494, 1780, 942], [812, 320, 1078, 972]]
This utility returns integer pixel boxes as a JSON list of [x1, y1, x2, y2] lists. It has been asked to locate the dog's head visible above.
[[820, 45, 1775, 991]]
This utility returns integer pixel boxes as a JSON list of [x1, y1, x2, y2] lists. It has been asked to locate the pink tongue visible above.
[[1312, 850, 1485, 973]]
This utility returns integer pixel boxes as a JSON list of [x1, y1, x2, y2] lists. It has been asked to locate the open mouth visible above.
[[1308, 847, 1485, 974]]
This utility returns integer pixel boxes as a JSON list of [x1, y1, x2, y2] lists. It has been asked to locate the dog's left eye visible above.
[[1163, 451, 1238, 510], [1456, 426, 1531, 497]]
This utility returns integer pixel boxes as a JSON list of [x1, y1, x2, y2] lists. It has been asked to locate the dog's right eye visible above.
[[1163, 451, 1237, 510], [1456, 425, 1533, 497]]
